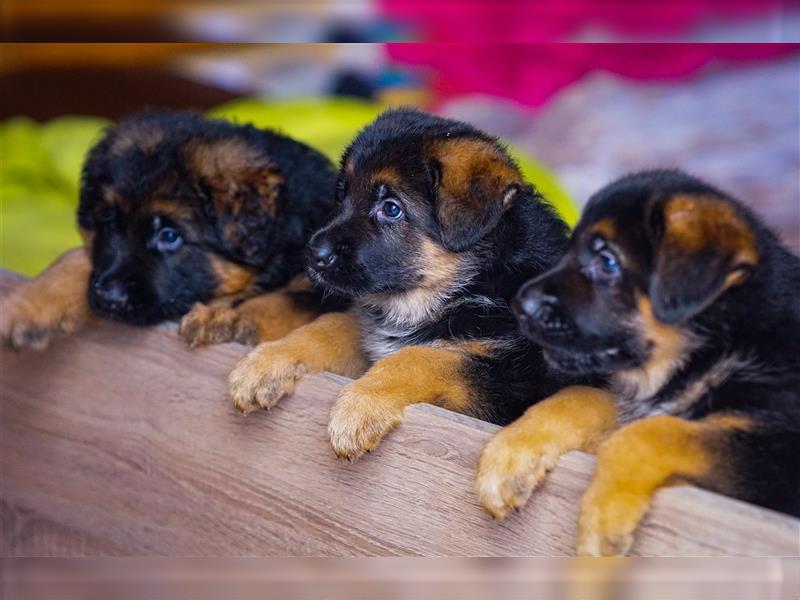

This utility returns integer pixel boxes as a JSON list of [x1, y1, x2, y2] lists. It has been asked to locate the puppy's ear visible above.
[[187, 137, 285, 265], [429, 138, 522, 252], [649, 194, 758, 324]]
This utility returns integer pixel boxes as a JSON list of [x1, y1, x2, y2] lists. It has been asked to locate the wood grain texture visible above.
[[1, 272, 798, 556]]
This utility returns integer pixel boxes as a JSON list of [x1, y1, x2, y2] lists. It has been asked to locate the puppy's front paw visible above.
[[476, 427, 558, 520], [228, 342, 306, 413], [1, 290, 78, 350], [328, 383, 402, 461], [576, 484, 639, 557], [179, 303, 258, 348]]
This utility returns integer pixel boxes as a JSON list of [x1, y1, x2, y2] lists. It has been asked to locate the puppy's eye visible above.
[[156, 227, 183, 253], [598, 249, 620, 276], [583, 238, 622, 282], [377, 199, 404, 223]]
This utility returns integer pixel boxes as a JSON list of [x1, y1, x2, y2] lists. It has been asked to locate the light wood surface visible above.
[[1, 272, 798, 556]]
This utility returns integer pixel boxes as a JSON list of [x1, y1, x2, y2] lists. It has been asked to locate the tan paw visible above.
[[179, 302, 258, 348], [475, 428, 558, 520], [1, 291, 79, 350], [576, 486, 638, 556], [228, 341, 306, 413], [328, 383, 402, 461]]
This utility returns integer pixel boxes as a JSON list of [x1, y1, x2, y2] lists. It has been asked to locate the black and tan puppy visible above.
[[476, 169, 800, 555], [229, 108, 586, 459], [1, 110, 341, 350]]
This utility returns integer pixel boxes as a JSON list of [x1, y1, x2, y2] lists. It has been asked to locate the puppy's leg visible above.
[[179, 291, 316, 348], [328, 345, 479, 460], [576, 413, 753, 556], [476, 386, 617, 519], [229, 311, 368, 413], [178, 295, 245, 347], [1, 247, 92, 350]]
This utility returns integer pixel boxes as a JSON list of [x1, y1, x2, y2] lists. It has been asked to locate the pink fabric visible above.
[[386, 44, 799, 108], [382, 0, 794, 42], [381, 1, 798, 107]]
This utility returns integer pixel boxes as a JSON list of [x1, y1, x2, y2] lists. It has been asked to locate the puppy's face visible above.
[[306, 110, 521, 300], [514, 171, 759, 375], [78, 113, 283, 325]]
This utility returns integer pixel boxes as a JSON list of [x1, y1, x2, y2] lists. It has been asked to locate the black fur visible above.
[[515, 169, 800, 516], [77, 110, 339, 325], [307, 108, 589, 424]]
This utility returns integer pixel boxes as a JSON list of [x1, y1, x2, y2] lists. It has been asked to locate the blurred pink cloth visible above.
[[382, 0, 794, 42], [382, 1, 798, 107], [386, 43, 798, 107]]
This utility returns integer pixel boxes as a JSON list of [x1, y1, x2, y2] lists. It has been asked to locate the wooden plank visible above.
[[1, 271, 798, 556]]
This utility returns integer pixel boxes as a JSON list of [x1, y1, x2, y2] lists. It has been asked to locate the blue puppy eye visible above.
[[156, 227, 183, 252], [377, 199, 404, 223], [597, 249, 620, 277]]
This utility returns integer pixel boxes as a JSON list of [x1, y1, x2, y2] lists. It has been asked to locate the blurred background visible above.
[[2, 557, 798, 599], [1, 2, 799, 276], [4, 0, 800, 42]]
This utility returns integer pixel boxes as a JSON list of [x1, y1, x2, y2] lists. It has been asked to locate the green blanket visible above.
[[0, 98, 576, 276]]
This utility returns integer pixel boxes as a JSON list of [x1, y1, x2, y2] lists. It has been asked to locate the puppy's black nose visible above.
[[513, 286, 558, 322], [93, 279, 129, 311], [307, 240, 338, 270]]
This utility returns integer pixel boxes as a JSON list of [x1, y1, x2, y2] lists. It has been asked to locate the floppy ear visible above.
[[649, 195, 758, 324], [429, 138, 522, 252], [187, 137, 285, 265]]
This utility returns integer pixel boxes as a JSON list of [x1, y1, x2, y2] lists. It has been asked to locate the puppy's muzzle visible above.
[[513, 282, 573, 339], [513, 286, 556, 322], [307, 239, 339, 271], [91, 277, 130, 313]]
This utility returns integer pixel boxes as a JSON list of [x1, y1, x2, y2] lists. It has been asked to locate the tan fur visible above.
[[181, 273, 320, 347], [284, 273, 314, 293], [102, 186, 125, 207], [660, 353, 755, 417], [645, 194, 760, 324], [702, 413, 753, 430], [188, 138, 268, 180], [328, 345, 477, 460], [418, 237, 464, 290], [228, 311, 369, 414], [179, 290, 317, 348], [148, 199, 195, 221], [476, 386, 618, 519], [364, 238, 468, 328], [587, 218, 616, 240], [208, 256, 256, 296], [429, 137, 522, 203], [432, 338, 501, 357], [110, 123, 165, 156], [613, 295, 696, 408], [370, 167, 405, 190], [187, 138, 284, 219], [577, 413, 751, 556], [1, 247, 94, 350], [663, 195, 758, 267], [427, 137, 522, 239]]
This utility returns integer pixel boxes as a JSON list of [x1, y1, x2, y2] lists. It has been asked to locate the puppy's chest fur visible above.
[[355, 293, 506, 363], [358, 309, 425, 362], [612, 350, 763, 423]]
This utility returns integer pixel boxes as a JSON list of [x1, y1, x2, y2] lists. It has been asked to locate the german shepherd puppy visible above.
[[477, 170, 800, 555], [1, 111, 341, 350], [229, 108, 587, 460]]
